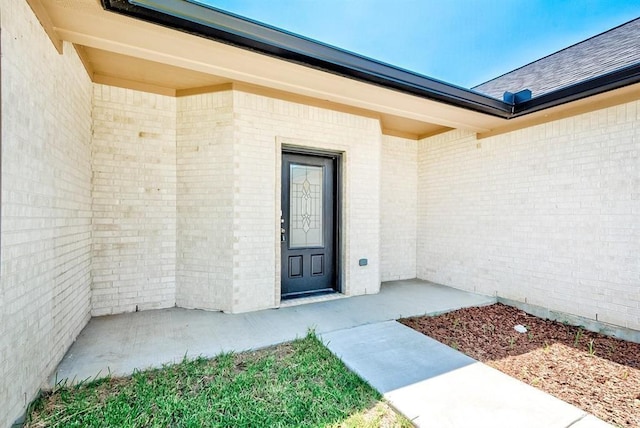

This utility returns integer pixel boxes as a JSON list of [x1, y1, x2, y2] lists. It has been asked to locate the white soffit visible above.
[[42, 0, 505, 133]]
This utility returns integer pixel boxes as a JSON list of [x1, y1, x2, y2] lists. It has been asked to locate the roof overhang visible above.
[[104, 0, 510, 118], [29, 0, 640, 138]]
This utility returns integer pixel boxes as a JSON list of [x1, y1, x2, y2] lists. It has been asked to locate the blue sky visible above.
[[198, 0, 639, 88]]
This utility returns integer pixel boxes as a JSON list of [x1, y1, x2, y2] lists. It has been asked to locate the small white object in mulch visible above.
[[514, 324, 527, 333]]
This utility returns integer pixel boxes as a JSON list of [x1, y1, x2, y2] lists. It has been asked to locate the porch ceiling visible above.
[[35, 0, 508, 138], [80, 46, 230, 93], [74, 46, 450, 138], [32, 0, 640, 139]]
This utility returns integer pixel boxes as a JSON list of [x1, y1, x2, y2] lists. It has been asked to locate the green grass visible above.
[[26, 332, 411, 428]]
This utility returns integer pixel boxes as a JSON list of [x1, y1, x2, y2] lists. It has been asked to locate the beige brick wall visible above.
[[381, 135, 417, 281], [0, 1, 93, 426], [176, 92, 234, 312], [91, 85, 177, 316], [417, 101, 640, 330], [92, 87, 384, 316], [175, 89, 383, 314], [232, 90, 382, 312]]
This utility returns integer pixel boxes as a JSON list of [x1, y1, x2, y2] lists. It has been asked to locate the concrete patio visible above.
[[48, 279, 612, 427], [50, 279, 494, 384]]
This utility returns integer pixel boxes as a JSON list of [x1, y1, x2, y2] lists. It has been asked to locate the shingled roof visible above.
[[473, 17, 640, 99]]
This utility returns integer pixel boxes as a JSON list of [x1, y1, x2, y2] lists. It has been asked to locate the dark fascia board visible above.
[[101, 0, 511, 118], [101, 0, 640, 121]]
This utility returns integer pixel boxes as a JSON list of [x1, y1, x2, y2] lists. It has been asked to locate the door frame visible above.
[[278, 145, 343, 299]]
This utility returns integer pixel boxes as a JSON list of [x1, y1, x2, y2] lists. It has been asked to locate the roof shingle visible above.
[[473, 18, 640, 99]]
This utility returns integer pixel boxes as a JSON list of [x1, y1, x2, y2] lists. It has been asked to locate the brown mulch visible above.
[[399, 303, 640, 427]]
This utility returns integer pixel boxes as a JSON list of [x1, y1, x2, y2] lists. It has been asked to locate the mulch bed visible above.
[[399, 303, 640, 427]]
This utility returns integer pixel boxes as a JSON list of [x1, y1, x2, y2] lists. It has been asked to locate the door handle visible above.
[[281, 217, 286, 242]]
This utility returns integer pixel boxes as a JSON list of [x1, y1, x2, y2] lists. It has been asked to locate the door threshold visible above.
[[278, 292, 346, 308]]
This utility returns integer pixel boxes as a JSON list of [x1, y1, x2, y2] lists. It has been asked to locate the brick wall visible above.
[[176, 92, 234, 311], [91, 85, 177, 316], [232, 90, 382, 312], [417, 101, 640, 330], [381, 135, 417, 281], [92, 86, 384, 316], [0, 1, 93, 426]]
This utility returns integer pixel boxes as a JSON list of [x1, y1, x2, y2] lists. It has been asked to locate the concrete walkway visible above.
[[322, 321, 612, 428], [51, 279, 611, 427]]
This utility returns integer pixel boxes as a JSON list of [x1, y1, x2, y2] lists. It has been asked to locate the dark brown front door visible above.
[[281, 152, 337, 298]]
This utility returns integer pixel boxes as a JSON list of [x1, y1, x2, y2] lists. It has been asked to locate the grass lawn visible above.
[[26, 332, 411, 428]]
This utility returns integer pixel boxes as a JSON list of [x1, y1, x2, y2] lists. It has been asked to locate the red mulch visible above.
[[399, 303, 640, 427]]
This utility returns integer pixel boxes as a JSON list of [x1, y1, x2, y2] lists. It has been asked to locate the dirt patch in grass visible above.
[[400, 303, 640, 427]]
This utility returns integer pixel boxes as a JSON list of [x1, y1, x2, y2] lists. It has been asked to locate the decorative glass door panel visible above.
[[281, 152, 337, 299], [289, 165, 323, 248]]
